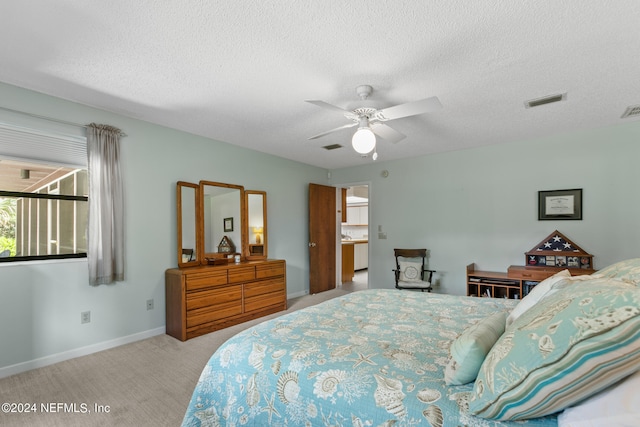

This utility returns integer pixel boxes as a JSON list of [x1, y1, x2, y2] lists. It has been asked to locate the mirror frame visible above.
[[176, 181, 200, 268], [245, 190, 268, 260], [199, 180, 246, 264]]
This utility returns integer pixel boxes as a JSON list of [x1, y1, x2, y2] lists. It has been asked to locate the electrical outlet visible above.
[[81, 311, 91, 324], [146, 299, 154, 310]]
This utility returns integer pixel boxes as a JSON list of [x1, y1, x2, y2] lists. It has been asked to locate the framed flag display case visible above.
[[524, 230, 594, 271]]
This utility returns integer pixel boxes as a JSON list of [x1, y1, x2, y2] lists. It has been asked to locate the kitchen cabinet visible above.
[[346, 205, 368, 225], [341, 242, 354, 282], [354, 241, 368, 270]]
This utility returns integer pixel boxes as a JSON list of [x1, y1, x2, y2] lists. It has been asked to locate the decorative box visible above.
[[217, 236, 236, 254]]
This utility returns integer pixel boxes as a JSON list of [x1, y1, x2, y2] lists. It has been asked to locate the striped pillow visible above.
[[469, 277, 640, 420]]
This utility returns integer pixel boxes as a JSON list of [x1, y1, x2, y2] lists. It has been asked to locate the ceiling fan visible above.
[[306, 85, 442, 159]]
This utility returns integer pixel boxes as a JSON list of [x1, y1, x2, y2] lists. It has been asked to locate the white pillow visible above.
[[505, 269, 570, 327], [399, 261, 422, 282], [558, 369, 640, 427]]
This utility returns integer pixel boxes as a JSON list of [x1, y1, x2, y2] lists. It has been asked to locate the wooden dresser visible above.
[[166, 259, 286, 341]]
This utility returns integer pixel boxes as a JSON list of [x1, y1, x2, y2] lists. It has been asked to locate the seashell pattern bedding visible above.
[[181, 289, 558, 426]]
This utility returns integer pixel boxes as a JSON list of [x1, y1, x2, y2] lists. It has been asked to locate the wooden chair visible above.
[[393, 248, 435, 292], [182, 248, 194, 262]]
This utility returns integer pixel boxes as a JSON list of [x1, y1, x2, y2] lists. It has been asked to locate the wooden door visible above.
[[309, 183, 336, 294]]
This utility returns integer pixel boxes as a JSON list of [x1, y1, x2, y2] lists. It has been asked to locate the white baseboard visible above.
[[287, 290, 308, 299], [0, 326, 166, 379]]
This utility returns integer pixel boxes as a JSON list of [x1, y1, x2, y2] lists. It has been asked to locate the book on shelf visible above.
[[523, 281, 539, 296]]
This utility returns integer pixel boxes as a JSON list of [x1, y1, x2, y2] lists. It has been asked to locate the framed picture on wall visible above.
[[224, 217, 234, 232], [538, 189, 582, 220]]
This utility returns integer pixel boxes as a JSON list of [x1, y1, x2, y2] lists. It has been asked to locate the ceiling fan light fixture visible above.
[[352, 127, 376, 154]]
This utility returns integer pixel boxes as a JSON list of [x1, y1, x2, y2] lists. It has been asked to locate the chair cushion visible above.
[[469, 276, 640, 420], [396, 280, 431, 289], [398, 261, 422, 282], [444, 311, 507, 385]]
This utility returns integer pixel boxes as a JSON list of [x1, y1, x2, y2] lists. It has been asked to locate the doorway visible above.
[[340, 184, 369, 291]]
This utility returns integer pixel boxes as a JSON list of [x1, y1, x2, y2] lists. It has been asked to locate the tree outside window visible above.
[[0, 197, 16, 256]]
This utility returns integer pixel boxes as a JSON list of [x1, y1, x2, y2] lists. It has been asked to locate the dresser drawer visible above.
[[185, 270, 228, 291], [228, 265, 256, 283], [244, 278, 286, 312], [245, 289, 286, 313], [508, 266, 557, 281], [186, 285, 242, 311], [256, 261, 285, 279], [244, 277, 285, 298], [244, 291, 286, 313], [186, 286, 242, 327]]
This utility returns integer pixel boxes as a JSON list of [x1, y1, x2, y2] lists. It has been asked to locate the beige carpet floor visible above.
[[0, 287, 358, 427]]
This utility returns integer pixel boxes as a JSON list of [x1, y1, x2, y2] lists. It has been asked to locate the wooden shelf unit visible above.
[[467, 264, 521, 299], [466, 263, 596, 300]]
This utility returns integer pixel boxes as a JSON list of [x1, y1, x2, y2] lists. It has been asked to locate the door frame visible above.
[[336, 181, 371, 287]]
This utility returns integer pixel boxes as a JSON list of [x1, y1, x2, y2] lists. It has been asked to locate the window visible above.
[[0, 109, 89, 262], [0, 160, 88, 261]]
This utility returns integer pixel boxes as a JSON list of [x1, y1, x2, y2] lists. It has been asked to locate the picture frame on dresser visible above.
[[538, 188, 582, 220]]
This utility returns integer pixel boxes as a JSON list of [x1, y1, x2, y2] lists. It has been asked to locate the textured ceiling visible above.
[[1, 1, 639, 169]]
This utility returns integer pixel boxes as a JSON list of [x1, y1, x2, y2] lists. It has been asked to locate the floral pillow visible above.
[[593, 258, 640, 285], [469, 276, 640, 420]]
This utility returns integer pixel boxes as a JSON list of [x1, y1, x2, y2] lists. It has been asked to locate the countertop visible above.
[[341, 239, 368, 244]]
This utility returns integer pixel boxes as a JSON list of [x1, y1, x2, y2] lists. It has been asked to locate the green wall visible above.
[[330, 121, 640, 295], [0, 82, 328, 375]]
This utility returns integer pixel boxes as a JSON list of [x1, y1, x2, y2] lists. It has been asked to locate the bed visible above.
[[182, 259, 640, 426]]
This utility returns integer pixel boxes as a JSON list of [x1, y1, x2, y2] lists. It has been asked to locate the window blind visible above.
[[0, 110, 87, 168]]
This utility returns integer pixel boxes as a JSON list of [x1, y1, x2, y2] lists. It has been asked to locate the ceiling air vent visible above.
[[323, 144, 343, 150], [524, 93, 567, 109], [621, 105, 640, 119]]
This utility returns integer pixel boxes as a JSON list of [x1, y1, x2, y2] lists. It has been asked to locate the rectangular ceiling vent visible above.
[[621, 105, 640, 119], [524, 93, 567, 109], [323, 144, 343, 150]]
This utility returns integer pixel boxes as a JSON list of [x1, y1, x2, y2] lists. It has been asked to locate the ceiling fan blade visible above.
[[308, 122, 358, 140], [370, 122, 406, 144], [305, 100, 358, 120], [375, 96, 442, 121]]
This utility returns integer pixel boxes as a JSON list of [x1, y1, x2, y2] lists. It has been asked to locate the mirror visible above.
[[177, 181, 199, 267], [199, 181, 245, 262], [245, 190, 267, 259]]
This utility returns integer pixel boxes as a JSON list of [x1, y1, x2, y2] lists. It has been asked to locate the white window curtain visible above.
[[87, 123, 124, 285]]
